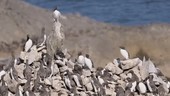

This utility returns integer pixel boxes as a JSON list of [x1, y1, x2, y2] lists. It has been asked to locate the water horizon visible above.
[[25, 0, 170, 26]]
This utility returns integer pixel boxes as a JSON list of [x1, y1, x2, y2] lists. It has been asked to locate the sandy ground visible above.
[[1, 0, 170, 77]]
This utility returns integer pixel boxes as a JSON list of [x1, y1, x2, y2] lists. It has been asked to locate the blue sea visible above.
[[25, 0, 170, 25]]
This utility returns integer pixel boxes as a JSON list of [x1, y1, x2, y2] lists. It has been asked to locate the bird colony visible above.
[[0, 10, 170, 96], [0, 37, 170, 96]]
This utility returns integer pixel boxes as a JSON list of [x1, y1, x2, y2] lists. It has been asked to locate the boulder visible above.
[[120, 58, 140, 70]]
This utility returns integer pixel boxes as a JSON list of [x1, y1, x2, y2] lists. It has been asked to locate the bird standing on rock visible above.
[[77, 52, 85, 66], [24, 35, 33, 52], [136, 81, 147, 95], [120, 47, 129, 59], [84, 54, 94, 70], [39, 27, 47, 47], [146, 75, 157, 94]]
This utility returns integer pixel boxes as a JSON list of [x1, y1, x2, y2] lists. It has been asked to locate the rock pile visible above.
[[0, 9, 170, 96], [0, 36, 170, 96]]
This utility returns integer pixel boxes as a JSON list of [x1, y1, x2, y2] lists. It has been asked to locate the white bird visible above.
[[131, 81, 137, 92], [53, 8, 61, 22], [77, 52, 85, 66], [84, 54, 93, 70], [146, 75, 157, 93], [64, 75, 72, 89], [146, 79, 152, 92], [167, 81, 170, 89], [0, 70, 6, 80], [24, 35, 33, 52], [120, 47, 129, 59], [137, 82, 147, 94], [53, 7, 66, 22], [39, 33, 47, 47], [126, 77, 137, 92], [97, 76, 104, 85], [72, 75, 81, 87]]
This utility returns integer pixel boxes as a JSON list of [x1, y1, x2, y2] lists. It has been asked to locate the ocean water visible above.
[[25, 0, 170, 25]]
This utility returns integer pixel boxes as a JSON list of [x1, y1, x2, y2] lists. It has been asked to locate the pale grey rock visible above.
[[51, 62, 60, 76], [82, 69, 91, 77], [19, 46, 42, 64], [81, 75, 91, 85], [18, 78, 27, 84], [44, 77, 52, 86], [131, 66, 141, 81], [14, 63, 25, 79], [105, 88, 116, 96], [139, 57, 149, 80], [115, 66, 123, 75], [52, 79, 65, 91], [27, 45, 42, 64], [6, 79, 18, 93], [67, 59, 75, 69], [105, 62, 116, 74], [117, 80, 126, 89], [79, 91, 87, 96], [50, 91, 58, 96], [55, 59, 66, 66], [113, 74, 121, 81], [119, 73, 127, 80], [120, 58, 140, 70], [59, 66, 68, 73], [37, 45, 46, 52], [148, 59, 157, 74], [4, 72, 11, 82]]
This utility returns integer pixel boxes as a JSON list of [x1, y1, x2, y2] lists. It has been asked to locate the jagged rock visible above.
[[105, 62, 116, 74], [51, 62, 60, 75], [15, 63, 25, 79], [62, 49, 71, 59], [37, 45, 46, 52], [44, 78, 52, 86], [50, 91, 58, 96], [52, 79, 65, 91], [81, 75, 91, 85], [82, 69, 91, 77], [108, 83, 116, 91], [139, 57, 149, 80], [151, 73, 164, 84], [148, 59, 157, 73], [105, 88, 116, 96], [115, 66, 123, 75], [59, 66, 68, 73], [4, 72, 11, 82], [19, 46, 42, 65], [113, 74, 121, 81], [55, 59, 66, 66], [117, 80, 126, 89], [131, 66, 142, 81], [7, 79, 18, 93], [120, 58, 141, 70], [67, 59, 75, 69], [79, 91, 87, 96], [18, 78, 27, 84], [119, 73, 127, 80], [41, 49, 47, 54], [27, 45, 42, 64]]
